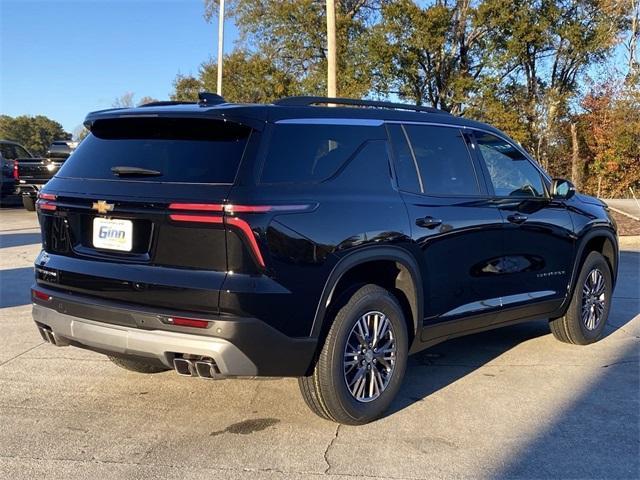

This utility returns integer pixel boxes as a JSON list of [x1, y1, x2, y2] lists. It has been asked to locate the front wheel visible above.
[[550, 251, 613, 345], [298, 284, 409, 425]]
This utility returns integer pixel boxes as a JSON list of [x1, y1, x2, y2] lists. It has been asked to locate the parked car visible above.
[[47, 140, 78, 160], [31, 94, 618, 425], [0, 139, 31, 201], [16, 140, 77, 211]]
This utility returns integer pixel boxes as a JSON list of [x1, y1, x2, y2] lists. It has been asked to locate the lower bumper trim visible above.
[[32, 304, 258, 376]]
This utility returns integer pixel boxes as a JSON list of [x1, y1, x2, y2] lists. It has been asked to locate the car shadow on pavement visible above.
[[492, 338, 639, 479], [0, 233, 41, 248], [0, 267, 34, 308], [391, 320, 553, 414], [390, 250, 639, 416], [0, 196, 22, 208]]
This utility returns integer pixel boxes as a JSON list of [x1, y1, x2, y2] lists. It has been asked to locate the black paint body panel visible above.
[[33, 102, 619, 376]]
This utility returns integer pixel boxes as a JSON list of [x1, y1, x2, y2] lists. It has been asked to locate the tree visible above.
[[579, 77, 640, 197], [171, 50, 300, 103], [472, 0, 625, 166], [171, 75, 203, 101], [112, 92, 135, 108], [137, 96, 160, 106], [0, 115, 70, 157], [626, 0, 639, 76], [200, 50, 300, 102], [368, 0, 488, 113], [203, 0, 383, 98], [111, 92, 159, 107], [73, 125, 90, 142]]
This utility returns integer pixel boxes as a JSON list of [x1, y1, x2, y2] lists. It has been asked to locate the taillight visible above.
[[36, 192, 58, 212], [32, 288, 52, 302], [167, 203, 314, 269], [224, 204, 310, 213], [166, 317, 209, 328], [13, 162, 19, 180], [168, 203, 224, 211], [225, 216, 266, 267]]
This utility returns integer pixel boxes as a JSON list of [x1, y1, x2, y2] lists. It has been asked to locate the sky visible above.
[[1, 0, 239, 134], [1, 1, 632, 135]]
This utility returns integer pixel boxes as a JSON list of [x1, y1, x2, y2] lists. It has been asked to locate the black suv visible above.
[[32, 95, 618, 425]]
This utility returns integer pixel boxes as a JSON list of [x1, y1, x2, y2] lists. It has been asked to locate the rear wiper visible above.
[[111, 166, 162, 177]]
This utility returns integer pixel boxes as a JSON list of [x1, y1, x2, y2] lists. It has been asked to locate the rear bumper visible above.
[[33, 304, 258, 375], [15, 183, 41, 197], [31, 287, 318, 377]]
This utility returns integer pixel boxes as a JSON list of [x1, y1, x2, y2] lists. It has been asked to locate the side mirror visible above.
[[551, 178, 575, 200]]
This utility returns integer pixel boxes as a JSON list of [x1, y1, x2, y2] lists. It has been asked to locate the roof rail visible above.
[[198, 92, 226, 106], [139, 100, 195, 108], [274, 96, 450, 115]]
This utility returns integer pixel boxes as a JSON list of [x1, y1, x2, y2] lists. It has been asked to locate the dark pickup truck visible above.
[[15, 140, 77, 210], [0, 140, 32, 201]]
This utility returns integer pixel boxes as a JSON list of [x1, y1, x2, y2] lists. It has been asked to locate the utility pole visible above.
[[326, 0, 336, 98], [217, 0, 225, 96]]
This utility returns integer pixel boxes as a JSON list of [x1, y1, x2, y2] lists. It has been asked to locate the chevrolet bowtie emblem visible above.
[[92, 200, 114, 214]]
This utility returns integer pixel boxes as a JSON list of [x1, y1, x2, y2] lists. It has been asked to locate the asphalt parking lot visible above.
[[0, 207, 638, 480]]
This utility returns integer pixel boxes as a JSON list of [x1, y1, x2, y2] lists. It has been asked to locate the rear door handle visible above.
[[507, 213, 528, 224], [416, 216, 443, 229]]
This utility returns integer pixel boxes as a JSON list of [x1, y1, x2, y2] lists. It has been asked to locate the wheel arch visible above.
[[310, 246, 423, 348], [561, 227, 618, 314]]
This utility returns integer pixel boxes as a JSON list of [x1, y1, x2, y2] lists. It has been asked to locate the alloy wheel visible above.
[[581, 268, 606, 331], [343, 311, 397, 402]]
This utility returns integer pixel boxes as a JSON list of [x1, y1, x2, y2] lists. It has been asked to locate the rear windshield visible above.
[[56, 117, 251, 183]]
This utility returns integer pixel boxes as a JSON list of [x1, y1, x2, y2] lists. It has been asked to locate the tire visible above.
[[108, 356, 170, 374], [22, 195, 35, 211], [550, 251, 612, 345], [298, 284, 409, 425]]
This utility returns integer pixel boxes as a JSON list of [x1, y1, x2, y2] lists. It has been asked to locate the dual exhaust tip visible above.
[[173, 357, 223, 380], [37, 324, 69, 347]]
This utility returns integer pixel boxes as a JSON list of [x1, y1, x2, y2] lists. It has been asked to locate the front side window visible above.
[[404, 125, 480, 196], [475, 133, 545, 197]]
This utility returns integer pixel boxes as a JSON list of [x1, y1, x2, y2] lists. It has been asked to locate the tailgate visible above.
[[35, 116, 253, 313], [17, 158, 60, 182]]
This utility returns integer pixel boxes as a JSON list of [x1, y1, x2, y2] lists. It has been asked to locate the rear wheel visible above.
[[298, 284, 409, 425], [22, 195, 35, 211], [108, 356, 170, 374], [550, 251, 612, 345]]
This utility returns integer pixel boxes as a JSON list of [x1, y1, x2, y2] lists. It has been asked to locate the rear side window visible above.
[[475, 132, 545, 197], [0, 143, 29, 160], [14, 145, 31, 158], [0, 144, 16, 160], [260, 123, 384, 183], [56, 118, 251, 183], [404, 125, 480, 196], [387, 124, 422, 193]]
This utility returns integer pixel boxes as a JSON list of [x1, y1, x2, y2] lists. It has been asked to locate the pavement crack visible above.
[[601, 359, 640, 368], [0, 342, 44, 368], [324, 423, 340, 474]]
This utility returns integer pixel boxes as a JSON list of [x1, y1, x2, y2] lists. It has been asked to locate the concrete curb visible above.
[[619, 235, 640, 249], [608, 206, 640, 222]]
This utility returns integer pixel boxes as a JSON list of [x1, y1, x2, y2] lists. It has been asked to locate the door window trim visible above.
[[385, 120, 552, 184], [386, 122, 489, 198], [400, 124, 425, 193]]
